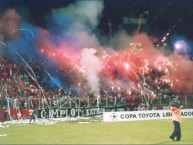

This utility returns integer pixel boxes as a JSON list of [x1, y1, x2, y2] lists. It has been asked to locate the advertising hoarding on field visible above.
[[103, 109, 193, 122]]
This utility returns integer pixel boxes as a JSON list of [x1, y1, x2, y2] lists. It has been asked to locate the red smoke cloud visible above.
[[37, 31, 193, 95], [169, 54, 193, 94]]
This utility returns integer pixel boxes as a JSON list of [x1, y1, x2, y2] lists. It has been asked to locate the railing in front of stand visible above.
[[0, 95, 193, 110]]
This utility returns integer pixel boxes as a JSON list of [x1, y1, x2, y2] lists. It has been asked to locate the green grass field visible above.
[[1, 117, 193, 144]]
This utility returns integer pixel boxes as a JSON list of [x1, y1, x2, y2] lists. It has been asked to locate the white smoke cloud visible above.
[[52, 0, 104, 28], [50, 0, 104, 50], [80, 48, 102, 96]]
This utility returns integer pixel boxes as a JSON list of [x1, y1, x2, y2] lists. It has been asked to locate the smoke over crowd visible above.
[[0, 0, 193, 97]]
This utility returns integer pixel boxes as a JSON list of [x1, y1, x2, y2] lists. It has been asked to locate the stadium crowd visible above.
[[0, 55, 185, 111]]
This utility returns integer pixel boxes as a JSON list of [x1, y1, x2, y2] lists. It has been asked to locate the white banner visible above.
[[103, 109, 193, 122]]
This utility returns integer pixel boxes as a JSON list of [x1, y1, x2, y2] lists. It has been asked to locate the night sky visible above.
[[1, 0, 193, 56], [1, 0, 193, 39]]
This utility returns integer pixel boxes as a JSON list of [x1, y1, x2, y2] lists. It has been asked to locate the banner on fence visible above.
[[38, 107, 106, 118], [0, 107, 118, 121]]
